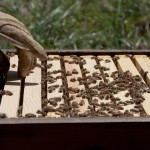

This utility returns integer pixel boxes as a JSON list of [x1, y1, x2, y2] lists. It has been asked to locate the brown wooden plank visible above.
[[117, 55, 150, 115], [22, 59, 41, 117], [1, 119, 150, 150], [64, 56, 89, 115], [0, 55, 20, 118], [5, 49, 150, 55]]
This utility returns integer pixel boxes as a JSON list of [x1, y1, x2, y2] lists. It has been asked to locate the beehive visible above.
[[0, 50, 150, 150], [1, 50, 150, 118]]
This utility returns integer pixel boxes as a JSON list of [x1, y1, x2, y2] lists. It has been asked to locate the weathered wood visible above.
[[0, 55, 20, 118], [47, 55, 64, 117], [116, 55, 150, 115], [64, 56, 89, 114], [22, 59, 41, 117]]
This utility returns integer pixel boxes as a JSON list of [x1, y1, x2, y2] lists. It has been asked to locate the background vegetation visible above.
[[0, 0, 150, 50]]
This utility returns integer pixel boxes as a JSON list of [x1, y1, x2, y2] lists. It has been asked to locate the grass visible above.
[[0, 0, 150, 50]]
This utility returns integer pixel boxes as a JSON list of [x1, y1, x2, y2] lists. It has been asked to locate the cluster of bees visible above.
[[0, 53, 148, 118], [29, 55, 147, 118]]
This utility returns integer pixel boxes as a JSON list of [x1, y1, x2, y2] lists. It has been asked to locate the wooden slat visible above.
[[80, 56, 103, 86], [22, 59, 41, 117], [80, 56, 103, 87], [98, 56, 117, 82], [98, 56, 139, 116], [117, 55, 150, 115], [133, 55, 150, 84], [47, 55, 64, 117], [64, 56, 89, 114], [80, 56, 105, 114], [0, 55, 20, 118], [117, 55, 142, 76]]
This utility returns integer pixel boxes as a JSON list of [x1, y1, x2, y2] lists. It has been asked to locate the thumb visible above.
[[17, 49, 33, 78]]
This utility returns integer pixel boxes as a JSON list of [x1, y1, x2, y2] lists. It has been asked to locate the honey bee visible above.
[[125, 92, 130, 97], [53, 56, 60, 60], [79, 100, 85, 106], [72, 69, 78, 74], [46, 64, 53, 69], [94, 65, 100, 69], [0, 113, 7, 118], [42, 106, 55, 113], [66, 71, 72, 76], [70, 78, 76, 82], [4, 90, 13, 96], [72, 101, 79, 108], [11, 64, 16, 68], [25, 113, 36, 118], [105, 59, 111, 63]]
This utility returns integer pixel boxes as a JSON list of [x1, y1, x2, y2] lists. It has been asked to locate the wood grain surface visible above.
[[47, 55, 64, 117], [22, 59, 41, 116], [98, 56, 138, 116], [64, 56, 89, 114], [117, 55, 150, 115]]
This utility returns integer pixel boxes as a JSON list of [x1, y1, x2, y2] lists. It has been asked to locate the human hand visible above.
[[0, 11, 47, 77]]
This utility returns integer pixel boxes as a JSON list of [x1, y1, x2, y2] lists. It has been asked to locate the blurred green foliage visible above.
[[0, 0, 150, 50]]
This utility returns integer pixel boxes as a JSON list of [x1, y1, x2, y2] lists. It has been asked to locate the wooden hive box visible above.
[[1, 50, 150, 150]]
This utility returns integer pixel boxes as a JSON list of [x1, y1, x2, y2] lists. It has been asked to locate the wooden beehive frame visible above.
[[1, 49, 150, 124]]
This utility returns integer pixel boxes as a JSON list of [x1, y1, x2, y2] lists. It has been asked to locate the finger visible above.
[[17, 48, 32, 78], [1, 25, 47, 60]]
